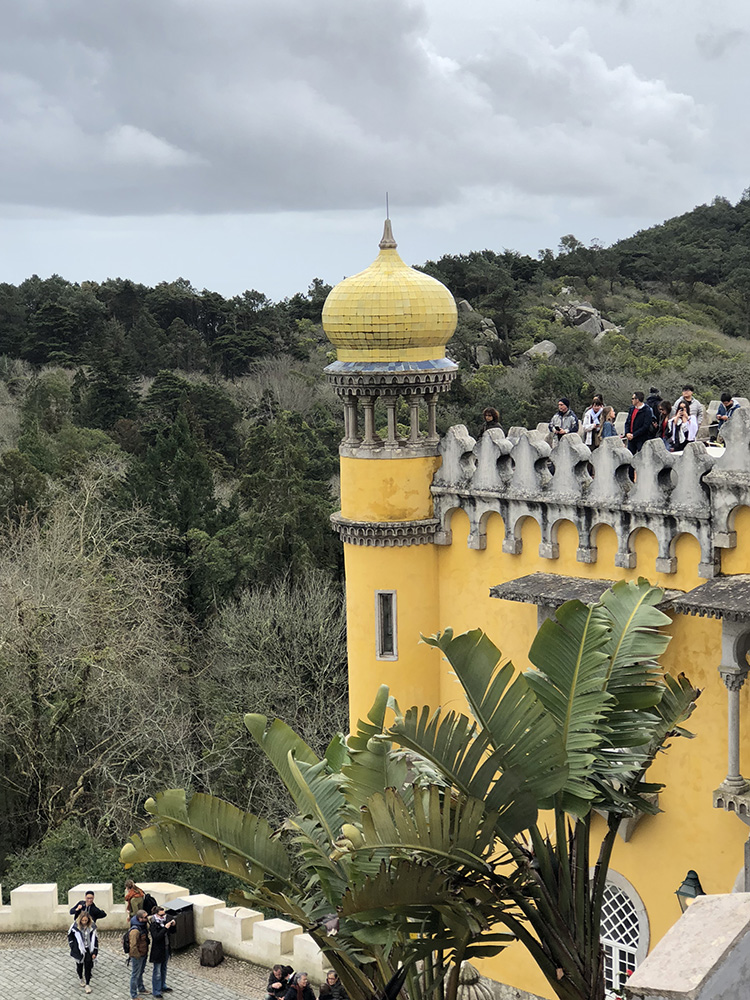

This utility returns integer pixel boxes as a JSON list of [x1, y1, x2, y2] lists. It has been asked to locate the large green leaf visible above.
[[357, 785, 498, 872], [526, 600, 614, 813], [342, 685, 407, 805], [244, 714, 319, 806], [394, 629, 567, 817], [601, 579, 671, 704], [120, 788, 293, 889]]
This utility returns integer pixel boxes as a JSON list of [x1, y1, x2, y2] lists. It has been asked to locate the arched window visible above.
[[599, 872, 649, 998]]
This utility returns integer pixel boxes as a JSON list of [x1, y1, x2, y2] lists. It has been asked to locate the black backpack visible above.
[[142, 892, 158, 915], [122, 928, 131, 954]]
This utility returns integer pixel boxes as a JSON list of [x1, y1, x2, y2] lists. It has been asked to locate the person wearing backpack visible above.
[[128, 909, 150, 999], [68, 910, 98, 993], [124, 879, 145, 916]]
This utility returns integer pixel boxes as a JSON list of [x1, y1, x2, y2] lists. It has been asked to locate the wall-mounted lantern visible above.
[[675, 870, 705, 913]]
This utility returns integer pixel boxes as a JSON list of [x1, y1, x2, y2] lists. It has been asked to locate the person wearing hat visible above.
[[548, 398, 579, 440]]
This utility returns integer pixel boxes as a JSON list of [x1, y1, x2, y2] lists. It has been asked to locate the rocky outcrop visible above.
[[554, 291, 620, 337], [523, 339, 557, 359]]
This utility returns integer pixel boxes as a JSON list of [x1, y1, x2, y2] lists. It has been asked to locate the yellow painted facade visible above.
[[342, 466, 750, 996], [341, 474, 750, 996], [323, 224, 748, 998]]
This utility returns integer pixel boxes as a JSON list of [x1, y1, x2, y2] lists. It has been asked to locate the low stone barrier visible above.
[[0, 881, 325, 980]]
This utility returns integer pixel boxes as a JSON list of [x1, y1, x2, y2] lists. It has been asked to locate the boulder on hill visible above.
[[524, 340, 557, 359]]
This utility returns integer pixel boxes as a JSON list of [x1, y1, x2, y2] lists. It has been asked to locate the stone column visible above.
[[425, 393, 439, 445], [343, 398, 360, 446], [383, 397, 399, 447], [720, 666, 749, 791], [361, 398, 380, 448], [408, 398, 421, 445]]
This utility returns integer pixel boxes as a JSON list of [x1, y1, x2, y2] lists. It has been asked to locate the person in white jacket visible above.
[[581, 395, 604, 449], [68, 911, 98, 993]]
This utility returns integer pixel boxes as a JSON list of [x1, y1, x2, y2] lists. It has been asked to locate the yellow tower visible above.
[[322, 221, 458, 727]]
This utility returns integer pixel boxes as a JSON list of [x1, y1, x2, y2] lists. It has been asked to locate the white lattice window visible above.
[[600, 880, 643, 998]]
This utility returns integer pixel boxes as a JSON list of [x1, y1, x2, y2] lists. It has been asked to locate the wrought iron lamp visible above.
[[675, 870, 705, 913]]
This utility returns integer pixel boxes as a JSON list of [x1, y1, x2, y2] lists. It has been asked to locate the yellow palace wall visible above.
[[343, 449, 750, 998]]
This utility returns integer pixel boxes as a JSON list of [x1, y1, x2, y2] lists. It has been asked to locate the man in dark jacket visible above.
[[266, 964, 294, 1000], [69, 890, 107, 923], [284, 972, 316, 1000], [129, 910, 149, 1000], [149, 906, 177, 997], [624, 392, 654, 455]]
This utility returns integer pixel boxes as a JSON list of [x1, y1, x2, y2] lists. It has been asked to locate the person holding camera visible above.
[[149, 905, 177, 997], [548, 398, 579, 442]]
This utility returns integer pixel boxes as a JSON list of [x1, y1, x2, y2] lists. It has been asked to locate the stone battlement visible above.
[[432, 407, 750, 580], [0, 881, 324, 978]]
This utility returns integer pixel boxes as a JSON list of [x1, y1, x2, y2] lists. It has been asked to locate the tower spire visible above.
[[379, 217, 397, 250]]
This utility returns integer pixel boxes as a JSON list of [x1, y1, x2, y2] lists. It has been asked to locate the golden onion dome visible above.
[[322, 221, 458, 363]]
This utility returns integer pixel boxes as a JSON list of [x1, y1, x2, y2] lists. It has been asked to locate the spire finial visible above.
[[379, 193, 397, 249]]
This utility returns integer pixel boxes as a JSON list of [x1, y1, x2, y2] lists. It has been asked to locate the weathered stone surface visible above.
[[627, 893, 750, 999], [523, 339, 557, 358], [431, 407, 750, 584]]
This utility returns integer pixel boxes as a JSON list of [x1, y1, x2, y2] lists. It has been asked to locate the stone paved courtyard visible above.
[[0, 932, 268, 999]]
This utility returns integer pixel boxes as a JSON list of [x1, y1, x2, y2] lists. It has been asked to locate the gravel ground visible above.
[[0, 930, 269, 997]]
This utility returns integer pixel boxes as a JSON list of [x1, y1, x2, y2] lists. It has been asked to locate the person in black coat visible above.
[[319, 970, 349, 1000], [69, 890, 107, 923], [623, 392, 654, 455], [267, 964, 294, 1000], [477, 407, 501, 437], [149, 906, 177, 997], [284, 972, 316, 1000]]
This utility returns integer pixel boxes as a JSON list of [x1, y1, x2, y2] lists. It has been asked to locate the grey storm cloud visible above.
[[0, 0, 709, 218], [695, 27, 748, 60]]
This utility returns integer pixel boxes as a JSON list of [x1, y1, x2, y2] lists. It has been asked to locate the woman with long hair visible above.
[[669, 400, 698, 452], [68, 910, 98, 993]]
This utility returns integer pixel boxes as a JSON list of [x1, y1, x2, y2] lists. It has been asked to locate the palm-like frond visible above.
[[120, 789, 293, 889], [341, 860, 515, 966], [342, 685, 407, 804], [388, 703, 538, 837], [388, 629, 567, 833], [358, 785, 497, 873], [526, 601, 614, 813]]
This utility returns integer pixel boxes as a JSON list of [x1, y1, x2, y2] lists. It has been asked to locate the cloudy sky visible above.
[[1, 0, 748, 299]]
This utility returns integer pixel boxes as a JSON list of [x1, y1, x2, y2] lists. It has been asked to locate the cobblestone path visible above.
[[0, 933, 267, 999]]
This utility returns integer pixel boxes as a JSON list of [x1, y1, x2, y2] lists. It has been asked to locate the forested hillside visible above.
[[1, 189, 749, 898]]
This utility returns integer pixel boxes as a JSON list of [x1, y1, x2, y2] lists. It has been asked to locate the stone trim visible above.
[[326, 369, 457, 398], [330, 512, 438, 547], [339, 443, 441, 459], [670, 575, 750, 621], [489, 572, 682, 609]]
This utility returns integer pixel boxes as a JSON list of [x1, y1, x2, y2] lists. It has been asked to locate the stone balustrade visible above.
[[0, 881, 325, 979], [433, 406, 750, 579]]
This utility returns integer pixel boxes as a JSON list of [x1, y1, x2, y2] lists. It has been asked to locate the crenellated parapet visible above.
[[432, 408, 750, 579]]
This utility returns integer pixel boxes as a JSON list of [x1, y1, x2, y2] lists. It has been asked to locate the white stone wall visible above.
[[0, 881, 325, 980]]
